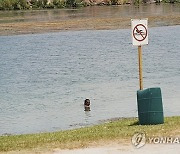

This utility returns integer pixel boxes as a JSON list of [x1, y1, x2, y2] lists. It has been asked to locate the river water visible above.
[[0, 4, 179, 23], [0, 5, 180, 135]]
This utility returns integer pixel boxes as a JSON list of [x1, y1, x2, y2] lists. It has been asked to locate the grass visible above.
[[0, 116, 180, 153]]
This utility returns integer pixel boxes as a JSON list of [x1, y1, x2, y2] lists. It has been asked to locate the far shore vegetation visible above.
[[0, 116, 180, 153], [0, 0, 179, 11]]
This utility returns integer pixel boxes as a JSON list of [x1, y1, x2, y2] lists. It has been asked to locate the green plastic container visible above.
[[137, 87, 164, 125]]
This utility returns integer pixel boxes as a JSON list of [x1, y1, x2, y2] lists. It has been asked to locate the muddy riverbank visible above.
[[0, 4, 179, 36]]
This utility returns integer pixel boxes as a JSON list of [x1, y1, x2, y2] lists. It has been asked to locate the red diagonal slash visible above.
[[133, 24, 147, 42]]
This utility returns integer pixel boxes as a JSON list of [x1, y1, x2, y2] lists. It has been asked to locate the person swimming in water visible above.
[[84, 99, 90, 111]]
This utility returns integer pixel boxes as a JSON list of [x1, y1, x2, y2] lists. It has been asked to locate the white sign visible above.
[[131, 19, 148, 46]]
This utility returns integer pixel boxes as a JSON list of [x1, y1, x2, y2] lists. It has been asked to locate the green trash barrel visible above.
[[137, 87, 164, 125]]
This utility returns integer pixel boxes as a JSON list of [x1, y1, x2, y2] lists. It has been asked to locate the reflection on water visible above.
[[0, 4, 179, 23], [85, 111, 91, 124]]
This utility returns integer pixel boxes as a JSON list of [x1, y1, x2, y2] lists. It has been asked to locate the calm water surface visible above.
[[0, 25, 179, 135], [0, 4, 179, 23], [0, 3, 180, 134]]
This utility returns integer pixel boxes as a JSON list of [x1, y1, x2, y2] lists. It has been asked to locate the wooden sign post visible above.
[[131, 19, 148, 90], [138, 45, 143, 90]]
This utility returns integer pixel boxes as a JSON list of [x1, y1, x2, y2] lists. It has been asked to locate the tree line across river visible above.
[[0, 0, 179, 10]]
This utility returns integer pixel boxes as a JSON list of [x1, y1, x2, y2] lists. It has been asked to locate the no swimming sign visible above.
[[131, 19, 148, 46]]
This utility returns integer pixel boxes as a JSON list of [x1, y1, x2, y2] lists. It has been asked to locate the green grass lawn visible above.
[[0, 116, 180, 153]]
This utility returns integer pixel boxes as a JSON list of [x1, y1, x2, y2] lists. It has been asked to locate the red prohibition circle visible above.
[[133, 24, 147, 42]]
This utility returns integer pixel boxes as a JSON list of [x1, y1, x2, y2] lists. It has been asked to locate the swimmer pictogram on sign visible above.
[[131, 19, 148, 46]]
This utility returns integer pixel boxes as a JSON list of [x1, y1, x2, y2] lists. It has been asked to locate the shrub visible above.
[[66, 0, 76, 7], [0, 0, 14, 10], [30, 0, 48, 8], [66, 0, 84, 7], [45, 2, 55, 8], [14, 0, 30, 9], [162, 0, 180, 2], [0, 0, 30, 10], [53, 0, 66, 8]]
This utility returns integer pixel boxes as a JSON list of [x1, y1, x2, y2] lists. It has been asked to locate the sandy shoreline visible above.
[[0, 14, 180, 36]]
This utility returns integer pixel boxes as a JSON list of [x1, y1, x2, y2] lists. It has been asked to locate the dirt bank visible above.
[[0, 14, 179, 36]]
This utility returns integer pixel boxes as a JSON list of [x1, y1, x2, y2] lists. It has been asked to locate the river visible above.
[[0, 4, 179, 23], [0, 4, 180, 135]]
